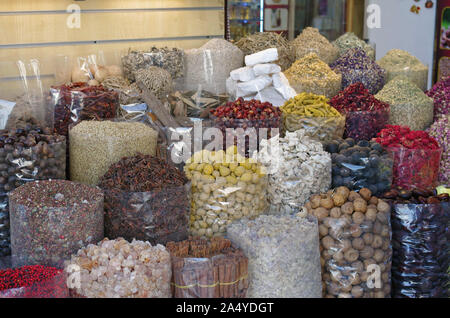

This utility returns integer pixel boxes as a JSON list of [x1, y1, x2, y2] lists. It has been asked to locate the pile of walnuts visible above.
[[305, 186, 392, 298]]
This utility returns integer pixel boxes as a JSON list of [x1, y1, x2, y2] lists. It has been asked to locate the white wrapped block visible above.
[[245, 48, 278, 66], [256, 87, 286, 107], [226, 76, 237, 97], [236, 75, 272, 96], [253, 63, 282, 77], [244, 94, 257, 101], [272, 73, 297, 100], [230, 66, 255, 82]]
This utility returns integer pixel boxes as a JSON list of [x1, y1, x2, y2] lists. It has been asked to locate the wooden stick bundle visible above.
[[166, 237, 248, 298]]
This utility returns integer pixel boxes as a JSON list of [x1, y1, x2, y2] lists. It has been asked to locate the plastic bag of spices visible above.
[[0, 123, 66, 258], [9, 180, 104, 268], [305, 187, 393, 298], [227, 214, 322, 298], [50, 82, 119, 137], [0, 59, 54, 130], [184, 147, 269, 239], [381, 190, 449, 298], [99, 154, 190, 245], [0, 265, 69, 298], [166, 237, 249, 298], [69, 120, 158, 185], [281, 93, 345, 143], [183, 39, 244, 95]]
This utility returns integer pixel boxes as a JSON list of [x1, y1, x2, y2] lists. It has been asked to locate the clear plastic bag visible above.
[[121, 47, 184, 83], [306, 191, 393, 298], [283, 114, 345, 143], [227, 214, 322, 298], [388, 147, 442, 190], [391, 202, 449, 298], [166, 237, 249, 298], [342, 109, 390, 141], [51, 82, 119, 137], [324, 139, 394, 195], [9, 180, 104, 268], [257, 130, 332, 215], [384, 66, 429, 92], [103, 183, 190, 245], [0, 128, 66, 258], [0, 266, 69, 298], [212, 115, 281, 156], [184, 45, 244, 95], [184, 149, 269, 238], [0, 59, 53, 130], [69, 120, 158, 185]]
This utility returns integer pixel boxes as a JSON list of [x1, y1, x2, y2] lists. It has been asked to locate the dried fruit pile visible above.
[[375, 125, 442, 190], [305, 187, 392, 298], [329, 83, 389, 141]]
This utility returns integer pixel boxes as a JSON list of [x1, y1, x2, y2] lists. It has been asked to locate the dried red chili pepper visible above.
[[50, 82, 119, 136], [211, 98, 281, 156], [329, 83, 390, 141]]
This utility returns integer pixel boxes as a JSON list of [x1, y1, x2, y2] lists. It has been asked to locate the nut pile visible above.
[[281, 92, 345, 143], [235, 32, 295, 70], [284, 53, 342, 98], [9, 180, 104, 268], [333, 32, 375, 60], [121, 47, 184, 82], [184, 147, 268, 238], [377, 49, 429, 91], [291, 27, 339, 64], [330, 48, 386, 94], [305, 187, 392, 298], [64, 238, 171, 298], [375, 76, 434, 131], [0, 122, 66, 257], [324, 138, 393, 195], [69, 121, 158, 185], [227, 214, 322, 298], [257, 130, 331, 215]]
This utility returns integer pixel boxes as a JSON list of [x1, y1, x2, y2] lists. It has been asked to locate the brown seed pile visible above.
[[69, 121, 158, 185], [291, 27, 339, 64], [284, 53, 342, 98], [134, 66, 173, 101], [305, 187, 392, 298], [377, 49, 429, 91]]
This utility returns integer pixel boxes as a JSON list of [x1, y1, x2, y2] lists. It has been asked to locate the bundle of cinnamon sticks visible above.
[[166, 237, 248, 298]]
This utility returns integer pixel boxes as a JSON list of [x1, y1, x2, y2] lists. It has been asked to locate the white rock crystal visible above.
[[256, 129, 331, 215], [228, 48, 296, 105], [64, 238, 172, 298], [227, 214, 322, 298]]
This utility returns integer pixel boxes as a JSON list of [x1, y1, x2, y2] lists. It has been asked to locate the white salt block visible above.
[[230, 66, 255, 82], [245, 48, 278, 66], [272, 73, 297, 100], [255, 87, 285, 107], [253, 63, 282, 77], [226, 76, 237, 97], [236, 75, 272, 95]]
